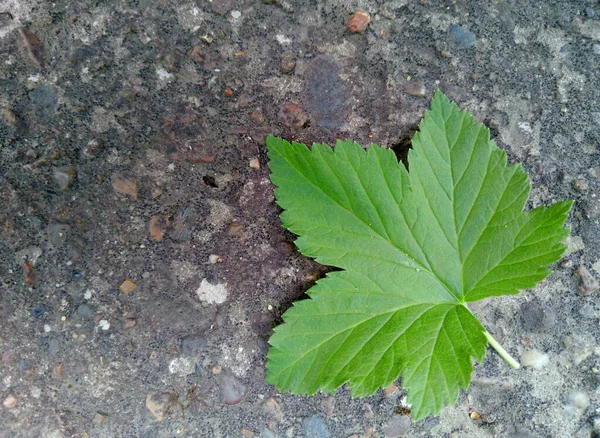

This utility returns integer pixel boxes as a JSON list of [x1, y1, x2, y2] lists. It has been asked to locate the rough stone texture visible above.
[[0, 0, 598, 437]]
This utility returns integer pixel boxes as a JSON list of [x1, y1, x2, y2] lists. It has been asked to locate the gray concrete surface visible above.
[[1, 0, 599, 437]]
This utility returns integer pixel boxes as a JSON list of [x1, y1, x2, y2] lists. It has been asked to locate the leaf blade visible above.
[[265, 91, 571, 420]]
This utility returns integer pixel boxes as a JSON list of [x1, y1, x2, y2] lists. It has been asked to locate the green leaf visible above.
[[265, 91, 572, 420]]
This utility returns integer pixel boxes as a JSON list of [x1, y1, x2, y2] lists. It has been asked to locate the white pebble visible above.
[[566, 390, 590, 409], [168, 357, 195, 376], [521, 349, 550, 369], [98, 320, 110, 331], [196, 279, 228, 304], [44, 324, 51, 333], [231, 10, 241, 19]]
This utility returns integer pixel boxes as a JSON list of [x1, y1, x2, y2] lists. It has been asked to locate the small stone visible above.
[[249, 158, 260, 169], [240, 427, 254, 437], [124, 317, 137, 329], [302, 415, 330, 438], [226, 222, 244, 237], [149, 216, 169, 242], [263, 397, 284, 423], [219, 372, 247, 405], [585, 7, 595, 18], [48, 338, 59, 356], [98, 319, 110, 331], [322, 396, 335, 417], [92, 411, 109, 425], [208, 254, 222, 264], [181, 335, 207, 355], [250, 108, 265, 125], [212, 0, 232, 14], [278, 103, 308, 130], [111, 172, 138, 199], [196, 279, 228, 304], [566, 390, 590, 409], [23, 261, 37, 285], [448, 24, 476, 48], [19, 27, 44, 68], [573, 178, 589, 193], [231, 10, 242, 19], [3, 394, 17, 408], [224, 88, 234, 97], [77, 304, 95, 319], [53, 167, 77, 191], [119, 278, 137, 294], [346, 10, 370, 33], [521, 349, 550, 370], [563, 335, 593, 365], [594, 44, 600, 55], [52, 362, 64, 380], [405, 83, 427, 97], [383, 416, 411, 437], [281, 54, 296, 73], [521, 301, 556, 332], [383, 383, 399, 395], [262, 429, 280, 438], [575, 266, 599, 295], [578, 303, 596, 318], [146, 392, 168, 421], [83, 139, 105, 158], [564, 235, 585, 256], [168, 357, 195, 376]]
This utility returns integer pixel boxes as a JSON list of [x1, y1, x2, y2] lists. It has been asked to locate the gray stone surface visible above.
[[0, 0, 598, 436]]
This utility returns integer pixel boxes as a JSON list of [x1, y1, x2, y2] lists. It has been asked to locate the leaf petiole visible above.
[[484, 331, 521, 369]]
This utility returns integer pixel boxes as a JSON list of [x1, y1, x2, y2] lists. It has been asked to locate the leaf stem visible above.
[[484, 331, 520, 369]]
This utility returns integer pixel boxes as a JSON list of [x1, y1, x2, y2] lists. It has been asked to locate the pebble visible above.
[[29, 86, 56, 120], [594, 44, 600, 55], [98, 319, 110, 331], [563, 335, 593, 365], [219, 372, 247, 405], [262, 429, 280, 438], [578, 303, 596, 318], [82, 138, 105, 158], [302, 415, 330, 438], [249, 158, 260, 169], [575, 266, 599, 295], [346, 10, 370, 33], [149, 216, 169, 242], [250, 108, 266, 125], [111, 172, 138, 199], [196, 279, 228, 304], [263, 397, 284, 423], [3, 394, 17, 408], [53, 167, 76, 191], [521, 349, 550, 370], [119, 278, 137, 294], [383, 416, 411, 437], [31, 305, 46, 318], [48, 338, 59, 356], [280, 54, 296, 74], [448, 24, 476, 48], [169, 357, 195, 376], [146, 392, 168, 421], [305, 56, 350, 130], [52, 362, 64, 380], [566, 390, 590, 409], [278, 103, 308, 130], [520, 301, 556, 332], [93, 411, 109, 425], [124, 317, 137, 329], [181, 335, 207, 355], [47, 223, 70, 247], [77, 304, 95, 319]]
